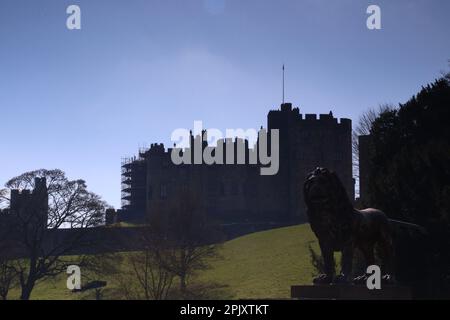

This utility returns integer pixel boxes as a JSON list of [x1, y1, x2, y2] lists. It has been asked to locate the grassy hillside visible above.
[[9, 223, 326, 300], [197, 223, 320, 299]]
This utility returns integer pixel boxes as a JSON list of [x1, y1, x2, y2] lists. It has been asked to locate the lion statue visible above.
[[303, 167, 417, 285]]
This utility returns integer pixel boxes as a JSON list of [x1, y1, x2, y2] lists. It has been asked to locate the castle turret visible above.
[[267, 102, 354, 221], [8, 177, 49, 231]]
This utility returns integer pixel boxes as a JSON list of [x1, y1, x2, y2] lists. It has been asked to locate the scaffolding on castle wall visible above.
[[120, 156, 147, 210]]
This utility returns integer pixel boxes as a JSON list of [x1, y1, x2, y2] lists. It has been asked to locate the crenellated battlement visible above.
[[0, 178, 49, 233], [139, 143, 167, 157], [9, 178, 48, 214], [129, 101, 351, 166], [268, 103, 352, 131], [150, 143, 165, 152]]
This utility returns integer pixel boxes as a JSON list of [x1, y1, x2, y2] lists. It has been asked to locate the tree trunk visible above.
[[20, 283, 34, 300], [180, 274, 186, 297], [20, 276, 36, 300]]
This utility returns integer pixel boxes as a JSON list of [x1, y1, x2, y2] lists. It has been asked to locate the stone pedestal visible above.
[[291, 284, 412, 300]]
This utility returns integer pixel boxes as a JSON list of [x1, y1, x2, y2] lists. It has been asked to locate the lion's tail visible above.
[[388, 219, 428, 235]]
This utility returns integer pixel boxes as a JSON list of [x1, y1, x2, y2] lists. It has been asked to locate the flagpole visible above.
[[282, 64, 285, 104]]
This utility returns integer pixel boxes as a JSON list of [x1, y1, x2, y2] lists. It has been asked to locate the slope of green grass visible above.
[[9, 223, 324, 300], [196, 223, 319, 299]]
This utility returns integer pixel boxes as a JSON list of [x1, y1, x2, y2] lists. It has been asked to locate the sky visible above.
[[0, 0, 449, 208]]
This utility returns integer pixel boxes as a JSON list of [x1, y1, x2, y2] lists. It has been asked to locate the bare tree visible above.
[[113, 234, 175, 300], [352, 104, 393, 196], [0, 189, 8, 209], [150, 191, 220, 298], [0, 246, 16, 300], [128, 248, 175, 300], [115, 191, 221, 300], [0, 194, 17, 300], [0, 263, 15, 300], [75, 252, 122, 300], [0, 169, 107, 300]]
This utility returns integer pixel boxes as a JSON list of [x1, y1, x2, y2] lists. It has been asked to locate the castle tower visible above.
[[267, 103, 354, 221], [9, 177, 49, 231], [267, 102, 302, 221]]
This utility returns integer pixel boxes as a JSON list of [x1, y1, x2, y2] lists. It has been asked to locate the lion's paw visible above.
[[333, 274, 350, 284], [382, 274, 396, 285], [353, 274, 368, 285], [313, 274, 333, 285]]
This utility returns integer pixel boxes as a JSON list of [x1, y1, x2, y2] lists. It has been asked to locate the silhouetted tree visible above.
[[79, 252, 121, 300], [0, 169, 107, 300], [0, 246, 16, 300], [149, 190, 221, 298], [0, 189, 7, 209], [367, 73, 450, 297], [352, 104, 392, 196], [125, 247, 175, 300]]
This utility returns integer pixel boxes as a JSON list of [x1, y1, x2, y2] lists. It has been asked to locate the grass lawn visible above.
[[196, 223, 320, 299], [8, 223, 335, 300]]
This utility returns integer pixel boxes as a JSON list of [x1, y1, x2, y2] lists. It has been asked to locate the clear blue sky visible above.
[[1, 0, 449, 208]]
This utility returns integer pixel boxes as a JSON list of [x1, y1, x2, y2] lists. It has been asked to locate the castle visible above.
[[0, 178, 48, 256], [0, 103, 355, 252], [117, 102, 354, 226], [0, 177, 48, 232]]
